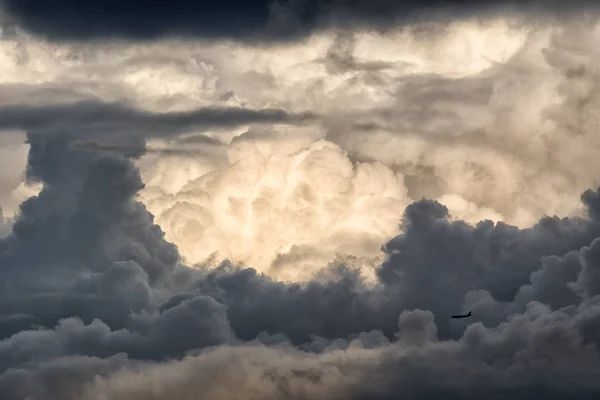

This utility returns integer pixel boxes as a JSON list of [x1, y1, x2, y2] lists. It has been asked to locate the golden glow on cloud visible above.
[[1, 14, 600, 279]]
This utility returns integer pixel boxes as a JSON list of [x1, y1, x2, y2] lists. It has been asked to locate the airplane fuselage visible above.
[[451, 312, 472, 319]]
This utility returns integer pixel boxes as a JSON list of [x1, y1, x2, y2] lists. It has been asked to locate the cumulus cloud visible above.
[[4, 2, 600, 400], [130, 14, 600, 278], [2, 131, 600, 399]]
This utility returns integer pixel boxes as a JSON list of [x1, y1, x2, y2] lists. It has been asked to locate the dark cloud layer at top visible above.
[[1, 0, 598, 41]]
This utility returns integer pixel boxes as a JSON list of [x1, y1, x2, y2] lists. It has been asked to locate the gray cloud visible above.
[[5, 5, 600, 400], [1, 131, 600, 398], [4, 308, 600, 399], [70, 139, 222, 158], [0, 99, 317, 142]]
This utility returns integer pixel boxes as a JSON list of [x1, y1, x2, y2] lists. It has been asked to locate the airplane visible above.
[[450, 311, 472, 319]]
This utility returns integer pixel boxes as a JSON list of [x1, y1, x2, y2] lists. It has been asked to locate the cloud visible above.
[[138, 137, 410, 280], [0, 100, 317, 143], [117, 13, 600, 279], [1, 0, 599, 42], [4, 4, 600, 400], [3, 118, 600, 399], [5, 307, 600, 399]]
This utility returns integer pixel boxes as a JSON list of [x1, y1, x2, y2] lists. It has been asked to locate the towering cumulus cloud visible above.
[[4, 1, 600, 399]]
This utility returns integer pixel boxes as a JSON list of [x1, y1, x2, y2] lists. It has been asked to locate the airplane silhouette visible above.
[[450, 311, 472, 319]]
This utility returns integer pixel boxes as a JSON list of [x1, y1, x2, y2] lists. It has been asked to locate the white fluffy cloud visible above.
[[2, 12, 600, 280]]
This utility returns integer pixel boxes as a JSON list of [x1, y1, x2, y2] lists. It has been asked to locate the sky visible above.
[[4, 0, 600, 399]]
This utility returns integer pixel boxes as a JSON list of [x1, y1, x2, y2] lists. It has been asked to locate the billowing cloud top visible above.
[[3, 1, 600, 399]]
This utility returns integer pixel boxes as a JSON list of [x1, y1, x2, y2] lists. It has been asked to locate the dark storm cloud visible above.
[[1, 0, 598, 42], [0, 98, 316, 157], [0, 354, 131, 400], [0, 99, 318, 138], [6, 307, 600, 400], [4, 130, 600, 398]]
